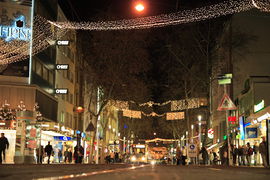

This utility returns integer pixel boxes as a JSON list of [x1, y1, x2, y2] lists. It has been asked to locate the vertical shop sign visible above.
[[239, 116, 245, 140]]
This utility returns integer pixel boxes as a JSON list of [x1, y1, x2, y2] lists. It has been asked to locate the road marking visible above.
[[33, 165, 149, 180], [208, 168, 222, 171]]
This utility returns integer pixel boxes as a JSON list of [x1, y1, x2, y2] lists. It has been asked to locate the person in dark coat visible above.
[[68, 149, 73, 163], [45, 141, 53, 164], [232, 145, 238, 166], [74, 145, 84, 163], [200, 147, 209, 165], [0, 133, 9, 164]]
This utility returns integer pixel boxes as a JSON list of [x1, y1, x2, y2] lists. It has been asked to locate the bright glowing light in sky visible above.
[[135, 3, 145, 12]]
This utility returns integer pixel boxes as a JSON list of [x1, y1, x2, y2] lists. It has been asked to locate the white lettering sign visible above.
[[55, 89, 68, 94], [56, 64, 69, 70], [57, 40, 69, 46]]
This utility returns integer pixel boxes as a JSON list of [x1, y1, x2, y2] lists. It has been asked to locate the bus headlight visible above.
[[131, 156, 137, 162]]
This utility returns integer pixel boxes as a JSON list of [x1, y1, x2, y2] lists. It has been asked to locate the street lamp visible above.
[[153, 132, 156, 136], [191, 124, 194, 143], [198, 115, 202, 149], [135, 3, 145, 12]]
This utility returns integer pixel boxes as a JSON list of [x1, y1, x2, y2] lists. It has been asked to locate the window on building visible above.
[[66, 112, 69, 127], [32, 59, 36, 72], [43, 66, 48, 81], [70, 114, 73, 128], [49, 71, 54, 85], [60, 111, 65, 124], [70, 71, 73, 83], [70, 93, 73, 104], [36, 60, 42, 76]]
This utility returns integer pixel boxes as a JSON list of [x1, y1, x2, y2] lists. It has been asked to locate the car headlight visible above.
[[131, 156, 137, 162], [150, 161, 156, 165], [142, 157, 146, 161]]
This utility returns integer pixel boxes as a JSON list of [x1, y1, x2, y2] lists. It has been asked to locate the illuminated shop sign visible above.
[[239, 116, 245, 140], [0, 15, 31, 42], [254, 100, 264, 113], [54, 136, 72, 141], [245, 128, 258, 139], [55, 88, 68, 94], [56, 64, 69, 70]]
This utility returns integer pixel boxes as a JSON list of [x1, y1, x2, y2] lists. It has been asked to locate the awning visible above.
[[247, 105, 270, 122]]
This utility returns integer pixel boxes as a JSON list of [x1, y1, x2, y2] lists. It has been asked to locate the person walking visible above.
[[64, 149, 69, 163], [58, 149, 62, 163], [200, 147, 209, 165], [246, 142, 253, 166], [68, 149, 72, 163], [232, 145, 238, 166], [181, 146, 187, 165], [45, 141, 53, 164], [110, 150, 115, 164], [253, 142, 259, 166], [0, 133, 9, 164], [176, 146, 182, 165], [259, 136, 268, 167]]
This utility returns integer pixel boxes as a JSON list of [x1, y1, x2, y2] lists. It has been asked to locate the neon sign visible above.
[[0, 15, 31, 42]]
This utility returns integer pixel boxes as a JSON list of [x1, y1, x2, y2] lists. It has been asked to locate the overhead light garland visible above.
[[47, 0, 269, 31]]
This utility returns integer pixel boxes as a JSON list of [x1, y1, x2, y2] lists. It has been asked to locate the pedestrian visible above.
[[115, 152, 119, 163], [0, 133, 9, 164], [238, 145, 245, 166], [64, 149, 69, 163], [181, 146, 187, 165], [176, 146, 182, 165], [209, 150, 214, 165], [213, 151, 218, 165], [44, 141, 53, 164], [259, 136, 268, 167], [110, 150, 115, 163], [200, 147, 209, 165], [36, 145, 44, 164], [68, 149, 72, 163], [246, 142, 253, 166], [253, 142, 259, 166], [58, 149, 62, 163], [232, 145, 238, 166]]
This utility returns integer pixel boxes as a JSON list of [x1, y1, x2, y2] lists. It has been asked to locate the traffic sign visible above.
[[188, 143, 197, 157], [217, 93, 237, 111]]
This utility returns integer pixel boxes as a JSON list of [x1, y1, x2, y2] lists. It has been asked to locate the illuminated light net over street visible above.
[[49, 0, 270, 31], [1, 0, 270, 65]]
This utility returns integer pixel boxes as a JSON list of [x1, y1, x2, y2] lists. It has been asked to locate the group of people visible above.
[[105, 151, 120, 164], [175, 146, 187, 165], [36, 142, 84, 164], [231, 137, 268, 167]]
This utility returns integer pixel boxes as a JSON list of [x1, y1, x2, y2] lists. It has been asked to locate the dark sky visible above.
[[58, 0, 224, 21]]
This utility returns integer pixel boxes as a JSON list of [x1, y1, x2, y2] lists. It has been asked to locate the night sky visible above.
[[59, 0, 225, 21]]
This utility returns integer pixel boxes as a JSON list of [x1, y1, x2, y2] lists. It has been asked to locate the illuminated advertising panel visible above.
[[0, 0, 33, 78]]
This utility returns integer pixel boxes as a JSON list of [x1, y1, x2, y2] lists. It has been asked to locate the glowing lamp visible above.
[[76, 106, 84, 113], [135, 3, 145, 12]]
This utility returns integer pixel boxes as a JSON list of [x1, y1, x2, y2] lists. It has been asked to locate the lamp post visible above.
[[191, 124, 194, 143], [198, 115, 202, 150]]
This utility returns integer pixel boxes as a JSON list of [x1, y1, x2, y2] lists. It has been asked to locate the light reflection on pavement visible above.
[[34, 164, 149, 180]]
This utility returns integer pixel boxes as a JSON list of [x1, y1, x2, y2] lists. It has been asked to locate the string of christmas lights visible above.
[[47, 0, 269, 31]]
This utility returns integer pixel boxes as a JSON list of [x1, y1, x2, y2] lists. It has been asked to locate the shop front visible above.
[[0, 120, 16, 164]]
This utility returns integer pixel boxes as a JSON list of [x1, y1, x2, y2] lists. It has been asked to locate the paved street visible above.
[[0, 164, 269, 180]]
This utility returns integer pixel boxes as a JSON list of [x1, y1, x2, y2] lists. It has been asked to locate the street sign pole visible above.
[[224, 85, 232, 166]]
